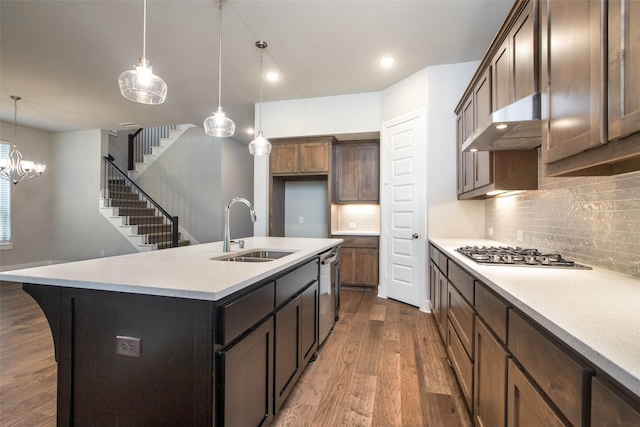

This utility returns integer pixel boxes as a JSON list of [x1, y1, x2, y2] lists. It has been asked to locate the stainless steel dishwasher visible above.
[[319, 247, 339, 345]]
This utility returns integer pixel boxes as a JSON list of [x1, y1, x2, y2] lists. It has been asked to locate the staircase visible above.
[[127, 124, 195, 180], [100, 158, 190, 252]]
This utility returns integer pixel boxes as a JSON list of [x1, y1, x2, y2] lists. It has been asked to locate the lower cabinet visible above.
[[218, 317, 275, 427], [507, 359, 567, 427], [274, 281, 318, 413], [335, 235, 379, 288], [474, 317, 509, 427]]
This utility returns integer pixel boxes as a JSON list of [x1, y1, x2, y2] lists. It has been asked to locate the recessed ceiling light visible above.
[[266, 72, 279, 81], [496, 123, 508, 130], [380, 57, 395, 68], [247, 128, 255, 135]]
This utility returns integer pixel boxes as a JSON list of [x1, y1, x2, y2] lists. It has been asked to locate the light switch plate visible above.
[[348, 222, 356, 229], [517, 230, 524, 241]]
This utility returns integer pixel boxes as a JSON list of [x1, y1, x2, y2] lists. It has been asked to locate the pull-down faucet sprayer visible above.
[[223, 197, 257, 252]]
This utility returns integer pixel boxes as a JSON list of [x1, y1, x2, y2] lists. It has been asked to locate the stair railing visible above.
[[103, 156, 179, 249], [128, 125, 177, 171]]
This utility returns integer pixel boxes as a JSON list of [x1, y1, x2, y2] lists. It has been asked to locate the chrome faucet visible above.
[[223, 197, 257, 252]]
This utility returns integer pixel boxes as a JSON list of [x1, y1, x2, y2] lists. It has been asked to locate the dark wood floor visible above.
[[0, 281, 471, 426]]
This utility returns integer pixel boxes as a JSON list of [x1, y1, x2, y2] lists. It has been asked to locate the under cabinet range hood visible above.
[[462, 93, 542, 152]]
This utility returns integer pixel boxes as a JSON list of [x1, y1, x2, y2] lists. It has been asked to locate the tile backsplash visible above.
[[485, 157, 640, 277], [332, 204, 380, 233]]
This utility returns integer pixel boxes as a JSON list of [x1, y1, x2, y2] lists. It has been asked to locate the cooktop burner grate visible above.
[[456, 246, 591, 269]]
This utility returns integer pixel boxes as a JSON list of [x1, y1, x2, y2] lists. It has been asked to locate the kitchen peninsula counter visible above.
[[0, 236, 341, 301], [430, 237, 640, 400]]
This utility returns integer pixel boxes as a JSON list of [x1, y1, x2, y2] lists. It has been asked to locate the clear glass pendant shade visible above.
[[204, 106, 235, 137], [118, 57, 167, 105], [248, 131, 272, 156]]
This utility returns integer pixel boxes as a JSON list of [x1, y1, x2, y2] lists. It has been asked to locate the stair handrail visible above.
[[128, 125, 177, 171], [103, 156, 179, 248]]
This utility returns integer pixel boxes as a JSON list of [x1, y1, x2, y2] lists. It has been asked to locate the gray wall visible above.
[[486, 153, 640, 277], [135, 127, 254, 243], [284, 180, 328, 238]]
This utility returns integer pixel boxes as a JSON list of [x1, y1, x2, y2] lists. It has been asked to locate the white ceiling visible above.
[[0, 0, 513, 145]]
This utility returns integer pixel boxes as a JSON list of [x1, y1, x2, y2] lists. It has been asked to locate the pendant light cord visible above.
[[142, 0, 147, 58], [12, 96, 20, 143], [218, 0, 223, 108], [258, 48, 263, 132]]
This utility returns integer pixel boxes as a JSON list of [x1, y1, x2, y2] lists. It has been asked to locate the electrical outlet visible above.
[[487, 227, 493, 237], [348, 222, 356, 229], [517, 230, 524, 242], [116, 336, 142, 358], [298, 216, 304, 224]]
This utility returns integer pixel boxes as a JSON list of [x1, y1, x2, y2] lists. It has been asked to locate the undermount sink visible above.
[[211, 249, 296, 262]]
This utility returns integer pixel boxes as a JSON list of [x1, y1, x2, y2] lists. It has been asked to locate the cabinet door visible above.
[[456, 113, 464, 195], [336, 145, 359, 201], [358, 144, 380, 202], [430, 261, 438, 317], [355, 247, 379, 286], [300, 282, 318, 365], [541, 0, 605, 164], [299, 142, 329, 173], [474, 317, 509, 427], [437, 269, 448, 339], [507, 360, 567, 427], [271, 143, 299, 174], [609, 0, 640, 140], [511, 0, 537, 102], [492, 38, 511, 112], [474, 151, 493, 189], [475, 66, 493, 129], [591, 376, 640, 427], [462, 96, 475, 193], [340, 247, 356, 285], [275, 296, 302, 413], [219, 317, 274, 427]]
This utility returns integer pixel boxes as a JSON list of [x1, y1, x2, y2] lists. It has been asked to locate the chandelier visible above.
[[0, 96, 46, 185]]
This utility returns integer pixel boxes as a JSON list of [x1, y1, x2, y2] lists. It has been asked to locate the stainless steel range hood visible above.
[[461, 93, 542, 152]]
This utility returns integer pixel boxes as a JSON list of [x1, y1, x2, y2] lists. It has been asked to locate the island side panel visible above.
[[24, 283, 215, 426]]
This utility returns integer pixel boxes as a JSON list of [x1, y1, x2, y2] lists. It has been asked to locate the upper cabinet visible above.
[[542, 0, 640, 176], [333, 141, 380, 203], [270, 136, 334, 175]]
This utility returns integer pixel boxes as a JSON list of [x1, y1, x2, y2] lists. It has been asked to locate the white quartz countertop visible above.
[[0, 237, 342, 302], [429, 237, 640, 398]]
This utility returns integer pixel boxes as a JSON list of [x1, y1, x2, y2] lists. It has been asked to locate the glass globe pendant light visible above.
[[248, 41, 272, 156], [118, 0, 167, 105], [204, 0, 235, 137]]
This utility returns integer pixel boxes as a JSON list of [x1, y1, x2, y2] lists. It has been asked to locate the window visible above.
[[0, 142, 11, 246]]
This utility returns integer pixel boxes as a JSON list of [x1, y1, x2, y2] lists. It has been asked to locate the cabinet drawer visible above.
[[276, 259, 318, 307], [591, 377, 640, 427], [508, 310, 591, 427], [430, 244, 439, 264], [437, 249, 448, 275], [447, 320, 473, 411], [448, 261, 474, 303], [447, 281, 475, 358], [475, 281, 509, 344], [336, 235, 379, 248], [218, 282, 275, 346]]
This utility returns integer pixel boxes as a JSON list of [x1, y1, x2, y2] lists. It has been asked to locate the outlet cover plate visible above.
[[116, 336, 142, 358]]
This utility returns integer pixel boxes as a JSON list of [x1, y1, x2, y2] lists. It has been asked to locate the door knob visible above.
[[412, 233, 419, 239]]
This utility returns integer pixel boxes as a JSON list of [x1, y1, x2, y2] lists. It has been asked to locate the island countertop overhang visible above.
[[0, 237, 342, 301]]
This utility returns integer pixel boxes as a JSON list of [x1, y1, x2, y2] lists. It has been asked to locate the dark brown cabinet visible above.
[[542, 0, 640, 176], [333, 141, 380, 203], [507, 359, 567, 427], [270, 137, 333, 175], [474, 317, 509, 427], [336, 235, 378, 288], [219, 317, 274, 427], [591, 376, 640, 427]]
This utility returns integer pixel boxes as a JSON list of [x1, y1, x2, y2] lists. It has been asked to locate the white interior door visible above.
[[381, 112, 424, 307]]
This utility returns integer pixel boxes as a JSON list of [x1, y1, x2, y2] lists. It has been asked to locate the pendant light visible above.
[[0, 96, 46, 185], [118, 0, 167, 105], [248, 41, 272, 156], [204, 0, 235, 137]]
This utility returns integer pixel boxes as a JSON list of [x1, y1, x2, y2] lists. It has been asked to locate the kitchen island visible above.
[[430, 237, 640, 426], [0, 237, 341, 426]]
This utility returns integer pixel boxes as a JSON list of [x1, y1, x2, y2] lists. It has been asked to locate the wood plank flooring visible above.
[[0, 282, 471, 426]]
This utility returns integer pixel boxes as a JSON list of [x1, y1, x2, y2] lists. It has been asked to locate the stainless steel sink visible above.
[[211, 249, 295, 262]]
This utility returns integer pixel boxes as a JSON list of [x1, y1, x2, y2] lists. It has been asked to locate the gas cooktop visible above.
[[456, 246, 591, 269]]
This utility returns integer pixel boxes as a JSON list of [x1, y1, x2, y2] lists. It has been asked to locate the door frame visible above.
[[379, 109, 427, 311]]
